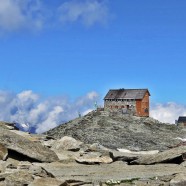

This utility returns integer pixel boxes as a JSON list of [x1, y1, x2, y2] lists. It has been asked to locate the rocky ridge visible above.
[[46, 111, 185, 151], [0, 113, 185, 185]]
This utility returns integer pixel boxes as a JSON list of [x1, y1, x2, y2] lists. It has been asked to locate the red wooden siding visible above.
[[135, 92, 150, 117]]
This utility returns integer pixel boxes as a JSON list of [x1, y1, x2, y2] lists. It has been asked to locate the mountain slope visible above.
[[45, 111, 186, 151]]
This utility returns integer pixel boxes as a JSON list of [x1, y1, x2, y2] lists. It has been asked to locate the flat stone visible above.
[[0, 128, 59, 162], [28, 177, 67, 186], [110, 150, 139, 162], [131, 146, 186, 165], [34, 162, 186, 182], [170, 173, 186, 186], [52, 136, 83, 151], [0, 144, 8, 161], [133, 179, 169, 186]]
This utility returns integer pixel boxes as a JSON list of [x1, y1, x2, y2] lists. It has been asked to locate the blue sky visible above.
[[0, 0, 186, 132]]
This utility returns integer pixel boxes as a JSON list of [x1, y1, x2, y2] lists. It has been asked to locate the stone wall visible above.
[[104, 99, 136, 114]]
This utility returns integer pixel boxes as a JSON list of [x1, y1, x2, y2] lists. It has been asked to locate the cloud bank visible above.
[[1, 89, 185, 133], [151, 102, 186, 124], [0, 0, 110, 33], [0, 90, 99, 133]]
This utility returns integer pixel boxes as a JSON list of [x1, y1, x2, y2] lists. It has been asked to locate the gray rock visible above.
[[52, 136, 83, 151], [6, 158, 19, 169], [170, 173, 186, 186], [28, 177, 67, 186], [0, 144, 8, 161], [131, 146, 186, 165], [41, 139, 55, 148], [0, 128, 59, 162], [4, 171, 33, 186], [110, 150, 138, 162], [52, 149, 80, 162], [88, 143, 110, 152], [0, 122, 18, 130], [75, 151, 113, 164], [29, 164, 53, 178]]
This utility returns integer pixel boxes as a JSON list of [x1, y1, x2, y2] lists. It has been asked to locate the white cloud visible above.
[[0, 0, 111, 33], [0, 0, 44, 32], [87, 91, 98, 99], [82, 108, 93, 115], [150, 102, 186, 124], [0, 90, 99, 133], [58, 0, 109, 26]]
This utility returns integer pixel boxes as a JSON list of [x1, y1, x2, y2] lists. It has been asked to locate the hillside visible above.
[[45, 111, 186, 151]]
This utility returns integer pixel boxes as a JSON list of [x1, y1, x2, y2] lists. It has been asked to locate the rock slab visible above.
[[28, 177, 67, 186], [131, 146, 186, 165], [0, 128, 59, 162], [35, 162, 186, 182]]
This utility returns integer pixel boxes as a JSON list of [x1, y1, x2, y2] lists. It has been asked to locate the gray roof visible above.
[[178, 116, 186, 123], [104, 89, 150, 100]]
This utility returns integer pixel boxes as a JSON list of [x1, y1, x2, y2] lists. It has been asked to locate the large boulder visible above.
[[131, 146, 186, 165], [0, 128, 58, 162], [52, 136, 83, 151]]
